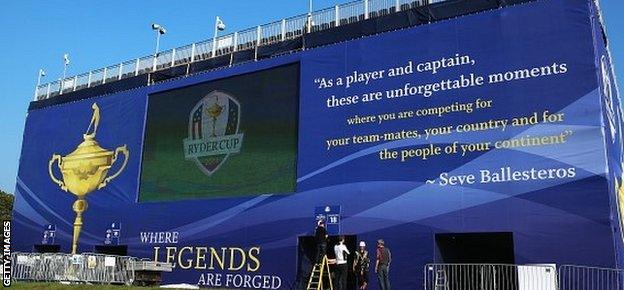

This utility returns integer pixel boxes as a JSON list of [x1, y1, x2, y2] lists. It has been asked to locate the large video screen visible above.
[[139, 64, 299, 201]]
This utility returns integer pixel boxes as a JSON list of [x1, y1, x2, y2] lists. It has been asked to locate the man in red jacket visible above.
[[375, 239, 392, 290]]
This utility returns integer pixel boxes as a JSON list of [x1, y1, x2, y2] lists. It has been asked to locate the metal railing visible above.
[[11, 252, 138, 285], [424, 264, 624, 290], [424, 263, 558, 290], [559, 265, 624, 290], [34, 0, 444, 101]]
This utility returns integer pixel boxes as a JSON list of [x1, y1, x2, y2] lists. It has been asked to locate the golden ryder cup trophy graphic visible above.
[[207, 100, 224, 137], [48, 103, 129, 254]]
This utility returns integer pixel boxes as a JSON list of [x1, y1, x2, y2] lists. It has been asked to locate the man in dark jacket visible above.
[[354, 241, 370, 289], [314, 219, 328, 265]]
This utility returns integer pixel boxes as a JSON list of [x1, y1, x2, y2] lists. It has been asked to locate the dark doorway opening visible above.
[[297, 235, 357, 290], [435, 232, 515, 263], [434, 232, 517, 290]]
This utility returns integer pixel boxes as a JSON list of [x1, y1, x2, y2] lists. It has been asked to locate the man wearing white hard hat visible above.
[[354, 241, 370, 289]]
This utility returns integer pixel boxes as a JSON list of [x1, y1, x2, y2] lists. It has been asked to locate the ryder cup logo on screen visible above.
[[183, 90, 244, 176]]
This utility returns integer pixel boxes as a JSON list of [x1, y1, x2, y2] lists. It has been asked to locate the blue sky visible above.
[[0, 0, 622, 193]]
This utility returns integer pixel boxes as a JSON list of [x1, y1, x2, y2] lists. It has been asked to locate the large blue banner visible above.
[[12, 0, 622, 289], [589, 0, 624, 269]]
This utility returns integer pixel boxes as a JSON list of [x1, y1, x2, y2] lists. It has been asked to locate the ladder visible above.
[[435, 268, 449, 290], [306, 255, 333, 290]]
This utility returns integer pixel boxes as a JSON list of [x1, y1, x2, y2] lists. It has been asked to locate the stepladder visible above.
[[306, 255, 333, 290], [435, 268, 449, 290]]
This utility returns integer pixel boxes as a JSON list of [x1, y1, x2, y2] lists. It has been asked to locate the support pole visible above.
[[230, 32, 238, 67], [34, 70, 44, 101], [212, 16, 219, 57], [255, 25, 261, 60], [153, 32, 161, 71], [171, 48, 176, 67], [191, 43, 196, 62]]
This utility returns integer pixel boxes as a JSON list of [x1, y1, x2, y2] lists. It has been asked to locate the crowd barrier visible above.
[[424, 263, 558, 290], [14, 255, 624, 289], [11, 252, 137, 285], [424, 264, 624, 290], [558, 265, 624, 290]]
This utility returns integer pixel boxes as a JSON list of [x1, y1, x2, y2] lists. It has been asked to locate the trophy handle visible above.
[[48, 154, 67, 191], [98, 145, 129, 189]]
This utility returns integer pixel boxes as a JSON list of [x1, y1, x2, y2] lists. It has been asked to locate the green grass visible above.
[[10, 282, 235, 290], [140, 133, 297, 202], [10, 282, 161, 290]]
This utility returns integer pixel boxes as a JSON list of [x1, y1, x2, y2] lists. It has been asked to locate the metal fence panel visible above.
[[559, 265, 624, 290], [214, 34, 235, 56], [60, 77, 75, 94], [424, 264, 558, 290], [154, 49, 173, 70], [74, 73, 90, 91], [369, 0, 397, 16], [399, 0, 425, 11], [104, 64, 121, 83], [339, 0, 366, 25], [237, 28, 258, 51], [120, 60, 138, 78], [174, 45, 193, 66], [48, 80, 61, 98], [311, 7, 336, 32], [89, 68, 106, 87], [193, 40, 213, 61], [284, 15, 308, 39], [260, 21, 282, 45], [35, 84, 48, 100], [11, 252, 137, 285], [136, 56, 154, 75]]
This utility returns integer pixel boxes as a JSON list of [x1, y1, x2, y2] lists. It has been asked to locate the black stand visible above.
[[94, 245, 128, 256], [33, 244, 61, 253]]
